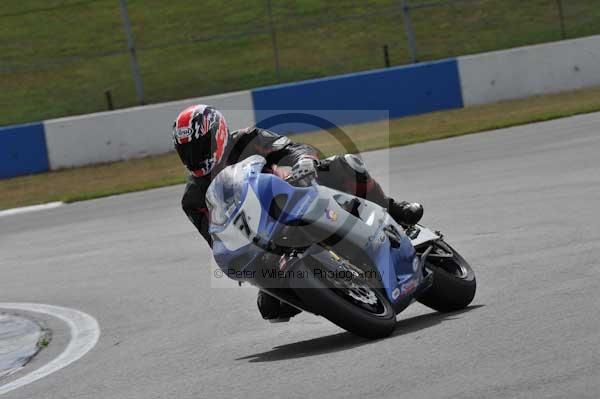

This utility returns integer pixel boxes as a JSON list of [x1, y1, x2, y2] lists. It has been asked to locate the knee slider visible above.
[[343, 154, 366, 174]]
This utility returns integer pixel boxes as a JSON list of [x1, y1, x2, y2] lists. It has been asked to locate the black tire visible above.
[[417, 240, 476, 312], [289, 262, 397, 339]]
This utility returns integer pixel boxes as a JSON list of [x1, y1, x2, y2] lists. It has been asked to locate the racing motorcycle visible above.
[[207, 155, 476, 339]]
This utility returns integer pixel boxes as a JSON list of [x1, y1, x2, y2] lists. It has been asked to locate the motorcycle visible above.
[[207, 155, 476, 339]]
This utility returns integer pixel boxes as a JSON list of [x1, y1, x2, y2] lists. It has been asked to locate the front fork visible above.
[[412, 238, 453, 299]]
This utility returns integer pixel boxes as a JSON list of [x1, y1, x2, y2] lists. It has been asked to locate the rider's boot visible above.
[[257, 290, 301, 323], [388, 199, 424, 227]]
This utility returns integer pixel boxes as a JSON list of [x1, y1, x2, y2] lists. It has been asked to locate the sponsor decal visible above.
[[174, 127, 194, 144], [392, 287, 400, 300], [325, 209, 338, 221]]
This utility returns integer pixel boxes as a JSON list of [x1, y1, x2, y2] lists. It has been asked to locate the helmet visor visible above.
[[175, 135, 215, 176]]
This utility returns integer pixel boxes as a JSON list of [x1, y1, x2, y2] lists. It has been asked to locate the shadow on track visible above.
[[236, 305, 484, 363]]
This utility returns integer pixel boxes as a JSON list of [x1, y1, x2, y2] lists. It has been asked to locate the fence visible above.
[[4, 32, 600, 178], [1, 0, 599, 126]]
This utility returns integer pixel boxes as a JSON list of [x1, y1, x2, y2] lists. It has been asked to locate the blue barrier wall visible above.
[[0, 123, 49, 179], [0, 58, 464, 179], [252, 59, 463, 133]]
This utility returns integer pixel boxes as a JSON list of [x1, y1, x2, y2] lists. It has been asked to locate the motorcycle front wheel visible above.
[[417, 240, 476, 312], [289, 262, 397, 339]]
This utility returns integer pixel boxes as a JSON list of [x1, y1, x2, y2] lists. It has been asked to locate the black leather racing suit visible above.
[[182, 127, 394, 246]]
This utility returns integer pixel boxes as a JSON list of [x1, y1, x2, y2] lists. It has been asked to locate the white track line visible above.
[[0, 202, 64, 218], [0, 303, 100, 396]]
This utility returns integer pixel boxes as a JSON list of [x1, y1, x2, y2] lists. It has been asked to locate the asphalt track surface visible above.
[[1, 113, 599, 398]]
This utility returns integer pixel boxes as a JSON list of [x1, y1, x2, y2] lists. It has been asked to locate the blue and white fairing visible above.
[[206, 155, 434, 307], [207, 156, 318, 269]]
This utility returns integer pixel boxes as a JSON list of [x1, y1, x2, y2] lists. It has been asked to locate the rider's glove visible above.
[[290, 157, 318, 182]]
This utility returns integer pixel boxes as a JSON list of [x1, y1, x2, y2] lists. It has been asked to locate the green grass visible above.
[[37, 337, 50, 349], [1, 0, 600, 126], [2, 84, 600, 210]]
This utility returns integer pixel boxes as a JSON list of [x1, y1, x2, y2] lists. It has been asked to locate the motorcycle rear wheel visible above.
[[290, 262, 397, 339], [417, 240, 476, 312]]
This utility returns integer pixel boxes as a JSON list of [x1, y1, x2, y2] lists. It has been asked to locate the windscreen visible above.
[[206, 155, 266, 226]]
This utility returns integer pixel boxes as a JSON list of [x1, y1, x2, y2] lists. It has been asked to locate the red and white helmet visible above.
[[172, 105, 230, 177]]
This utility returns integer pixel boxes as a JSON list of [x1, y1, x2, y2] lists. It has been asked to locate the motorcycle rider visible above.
[[173, 104, 424, 321]]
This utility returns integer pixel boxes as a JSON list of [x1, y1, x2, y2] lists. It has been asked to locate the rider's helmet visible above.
[[172, 104, 230, 177]]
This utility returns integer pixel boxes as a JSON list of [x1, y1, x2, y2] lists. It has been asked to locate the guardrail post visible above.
[[105, 90, 114, 110], [556, 0, 566, 39], [266, 0, 281, 82], [119, 0, 145, 105], [383, 44, 391, 67], [399, 0, 418, 63]]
